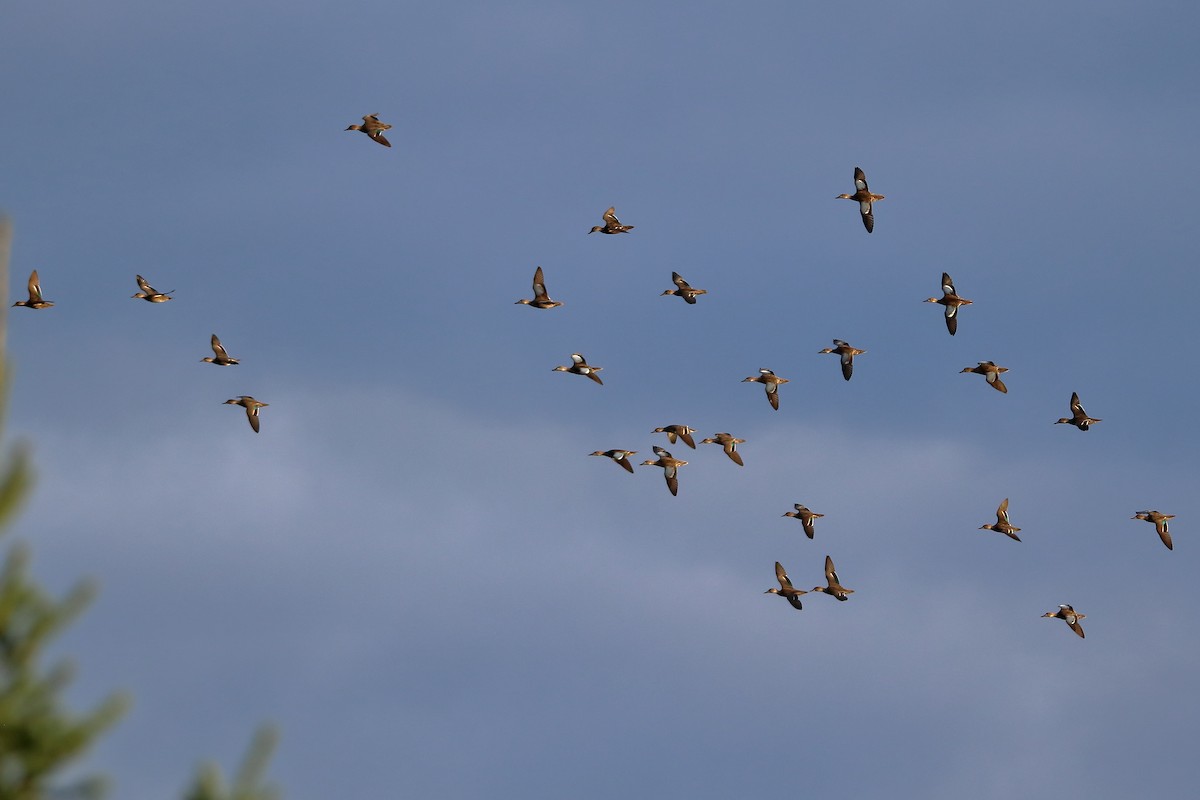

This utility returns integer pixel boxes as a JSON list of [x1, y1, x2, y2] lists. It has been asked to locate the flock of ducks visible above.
[[503, 157, 1180, 640], [11, 268, 268, 433], [12, 124, 1176, 641]]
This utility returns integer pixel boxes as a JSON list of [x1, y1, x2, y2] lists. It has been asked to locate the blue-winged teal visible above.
[[201, 334, 239, 366], [836, 167, 884, 233], [700, 432, 745, 466], [818, 339, 866, 381], [980, 498, 1021, 542], [1055, 392, 1101, 431], [515, 266, 562, 309], [1132, 510, 1175, 551], [553, 353, 603, 385], [652, 424, 697, 449], [1042, 604, 1085, 638], [12, 270, 53, 309], [588, 207, 634, 234], [742, 368, 789, 411], [589, 449, 637, 473], [812, 555, 854, 601], [640, 445, 687, 496], [132, 275, 174, 302], [224, 396, 268, 433], [765, 562, 807, 611], [924, 272, 972, 336], [961, 361, 1008, 393], [661, 272, 707, 304], [783, 504, 824, 539], [345, 114, 392, 147]]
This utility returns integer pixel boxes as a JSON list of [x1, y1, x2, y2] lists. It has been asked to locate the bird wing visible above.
[[945, 305, 958, 336], [825, 555, 840, 584], [532, 266, 549, 299], [775, 562, 794, 590], [1070, 392, 1085, 415], [27, 270, 43, 301], [853, 167, 869, 192]]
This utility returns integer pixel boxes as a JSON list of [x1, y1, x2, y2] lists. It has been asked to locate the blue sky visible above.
[[3, 1, 1198, 797]]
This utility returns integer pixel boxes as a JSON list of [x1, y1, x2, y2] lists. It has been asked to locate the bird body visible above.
[[700, 432, 745, 466], [661, 272, 707, 304], [818, 339, 866, 381], [553, 353, 603, 384], [1042, 604, 1086, 638], [589, 450, 637, 473], [588, 207, 634, 234], [742, 368, 789, 410], [812, 555, 854, 600], [1132, 510, 1175, 550], [12, 269, 53, 308], [132, 274, 174, 302], [1055, 392, 1101, 431], [641, 446, 687, 496], [836, 166, 884, 232], [652, 424, 697, 449], [924, 272, 972, 335], [515, 266, 562, 309], [766, 562, 807, 610], [345, 114, 392, 147], [980, 497, 1021, 541], [783, 504, 824, 539], [961, 361, 1009, 393], [201, 334, 239, 366], [224, 396, 268, 433]]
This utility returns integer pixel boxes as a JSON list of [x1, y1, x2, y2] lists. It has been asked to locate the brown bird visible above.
[[224, 396, 268, 433], [588, 207, 634, 234], [345, 114, 392, 147], [553, 353, 603, 385], [640, 445, 687, 496], [765, 562, 807, 611], [811, 555, 854, 601], [201, 334, 239, 366], [661, 272, 707, 304], [1042, 604, 1086, 639], [835, 166, 885, 233], [961, 361, 1009, 393], [652, 424, 697, 449], [924, 272, 973, 336], [515, 266, 562, 309], [818, 339, 866, 381], [1055, 392, 1101, 431], [1132, 510, 1175, 551], [783, 504, 824, 539], [131, 274, 174, 302], [700, 433, 745, 466], [979, 498, 1022, 542], [12, 270, 53, 309], [589, 450, 637, 474], [742, 368, 789, 410]]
